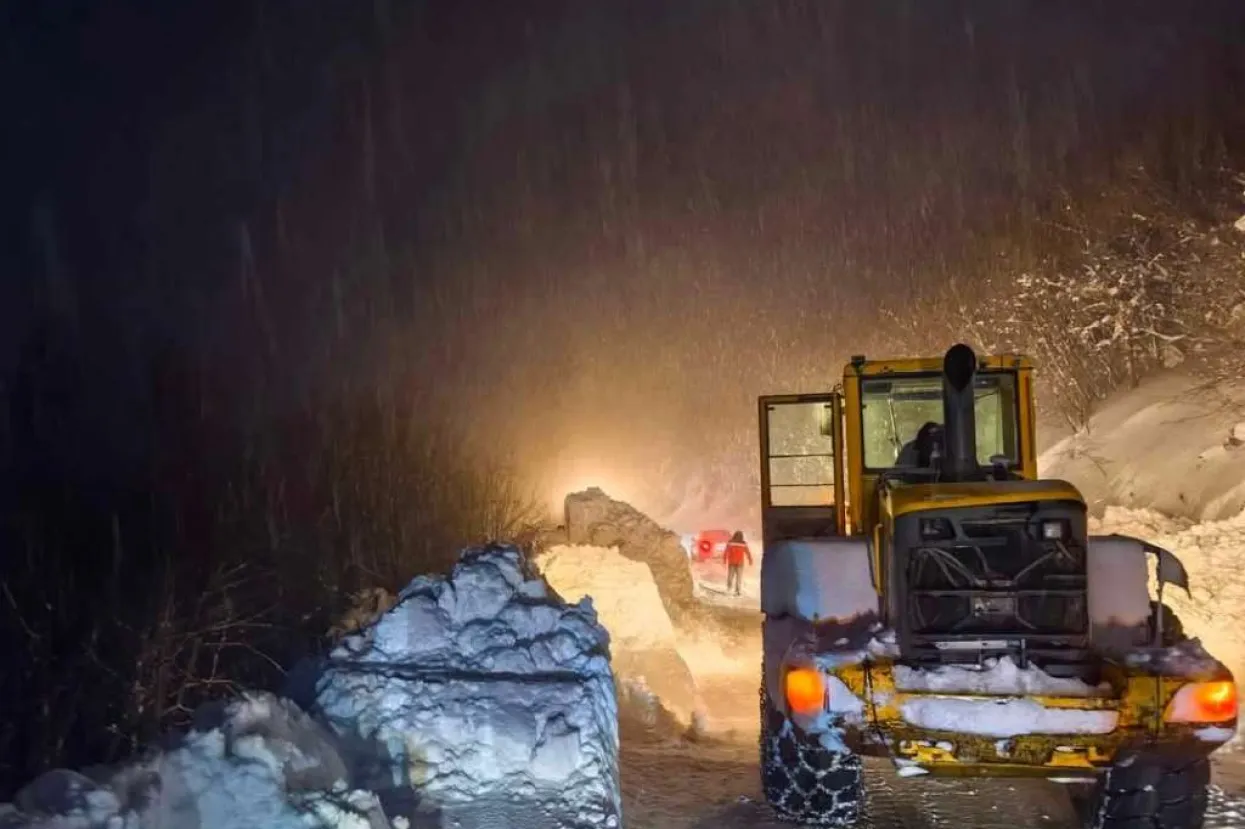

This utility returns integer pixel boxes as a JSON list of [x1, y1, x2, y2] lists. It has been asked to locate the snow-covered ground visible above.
[[0, 546, 622, 829], [1040, 371, 1245, 520], [8, 366, 1245, 829], [676, 533, 763, 608]]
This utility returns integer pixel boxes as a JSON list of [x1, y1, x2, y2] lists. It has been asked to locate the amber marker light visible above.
[[784, 666, 826, 716], [1165, 681, 1239, 723]]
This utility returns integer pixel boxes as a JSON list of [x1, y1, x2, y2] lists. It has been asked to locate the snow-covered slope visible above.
[[1, 546, 623, 829], [1040, 372, 1245, 520], [1035, 370, 1245, 680]]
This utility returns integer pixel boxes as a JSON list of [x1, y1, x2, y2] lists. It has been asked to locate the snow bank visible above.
[[312, 545, 622, 828], [0, 694, 390, 829], [894, 657, 1110, 698], [1039, 372, 1245, 520], [534, 544, 703, 729], [900, 698, 1119, 738]]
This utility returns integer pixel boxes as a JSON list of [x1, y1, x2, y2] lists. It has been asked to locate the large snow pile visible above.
[[534, 544, 703, 729], [310, 545, 622, 828], [0, 694, 391, 829], [536, 545, 677, 651], [554, 488, 699, 625], [1039, 371, 1245, 520], [1, 545, 623, 829]]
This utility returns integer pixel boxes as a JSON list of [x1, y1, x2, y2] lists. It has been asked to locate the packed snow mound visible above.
[[310, 545, 622, 828], [534, 544, 703, 729], [1040, 371, 1245, 520], [0, 693, 390, 829], [535, 544, 677, 651], [558, 488, 698, 624]]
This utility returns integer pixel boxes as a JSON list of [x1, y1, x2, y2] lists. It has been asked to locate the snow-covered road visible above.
[[623, 738, 1245, 828]]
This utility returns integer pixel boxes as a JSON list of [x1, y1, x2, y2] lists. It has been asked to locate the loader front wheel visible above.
[[1088, 752, 1210, 829], [759, 683, 863, 826]]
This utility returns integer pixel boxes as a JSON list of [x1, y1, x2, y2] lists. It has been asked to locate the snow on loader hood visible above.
[[0, 545, 623, 829]]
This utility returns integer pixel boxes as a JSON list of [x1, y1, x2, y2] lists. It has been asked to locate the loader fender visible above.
[[761, 537, 879, 715], [761, 537, 877, 623], [1086, 534, 1191, 652]]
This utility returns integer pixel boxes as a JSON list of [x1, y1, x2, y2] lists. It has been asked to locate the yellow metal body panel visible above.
[[883, 478, 1084, 518], [828, 661, 1189, 776]]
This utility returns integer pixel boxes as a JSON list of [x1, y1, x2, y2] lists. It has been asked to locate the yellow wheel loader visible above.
[[757, 343, 1237, 828]]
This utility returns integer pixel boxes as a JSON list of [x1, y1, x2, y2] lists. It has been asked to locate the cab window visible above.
[[860, 372, 1019, 471]]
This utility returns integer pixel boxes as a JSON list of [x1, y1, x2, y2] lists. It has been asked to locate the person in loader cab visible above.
[[723, 530, 754, 596], [896, 420, 943, 468]]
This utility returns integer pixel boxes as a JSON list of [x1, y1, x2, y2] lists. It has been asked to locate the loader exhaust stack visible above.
[[941, 343, 979, 481]]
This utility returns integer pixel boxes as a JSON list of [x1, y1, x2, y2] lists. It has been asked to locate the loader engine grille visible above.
[[894, 502, 1089, 673]]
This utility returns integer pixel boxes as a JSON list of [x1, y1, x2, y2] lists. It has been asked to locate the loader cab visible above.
[[843, 353, 1039, 536], [758, 352, 1038, 545]]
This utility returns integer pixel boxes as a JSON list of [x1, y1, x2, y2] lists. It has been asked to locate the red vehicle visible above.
[[688, 529, 732, 585]]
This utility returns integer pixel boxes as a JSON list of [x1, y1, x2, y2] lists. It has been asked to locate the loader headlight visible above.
[[1040, 520, 1067, 541], [1165, 681, 1239, 724]]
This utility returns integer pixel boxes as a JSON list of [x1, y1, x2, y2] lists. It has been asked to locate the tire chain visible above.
[[760, 685, 864, 827]]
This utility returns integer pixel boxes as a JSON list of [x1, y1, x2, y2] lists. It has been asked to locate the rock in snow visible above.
[[0, 545, 623, 829]]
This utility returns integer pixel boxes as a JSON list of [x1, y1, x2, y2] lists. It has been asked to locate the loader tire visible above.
[[759, 682, 863, 826], [1088, 752, 1210, 829]]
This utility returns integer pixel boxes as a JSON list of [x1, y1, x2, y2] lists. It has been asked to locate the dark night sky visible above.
[[3, 0, 1244, 523]]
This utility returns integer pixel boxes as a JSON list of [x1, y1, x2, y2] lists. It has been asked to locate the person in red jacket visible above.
[[723, 530, 754, 596]]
